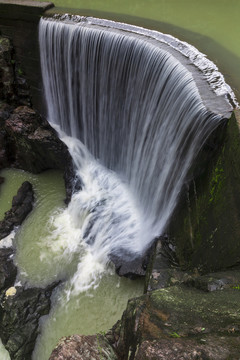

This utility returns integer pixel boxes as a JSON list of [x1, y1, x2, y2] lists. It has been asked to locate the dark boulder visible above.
[[2, 105, 77, 202], [114, 280, 240, 359], [0, 283, 58, 360], [0, 248, 17, 293], [110, 241, 156, 279], [0, 181, 34, 240]]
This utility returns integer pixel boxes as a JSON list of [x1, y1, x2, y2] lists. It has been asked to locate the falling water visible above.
[[39, 16, 232, 289]]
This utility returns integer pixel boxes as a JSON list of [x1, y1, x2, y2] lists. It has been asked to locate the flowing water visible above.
[[39, 16, 230, 261]]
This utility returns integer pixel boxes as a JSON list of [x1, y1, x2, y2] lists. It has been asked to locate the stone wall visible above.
[[0, 1, 54, 112]]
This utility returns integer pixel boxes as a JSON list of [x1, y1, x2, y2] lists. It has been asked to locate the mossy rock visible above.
[[117, 284, 240, 359], [168, 110, 240, 272]]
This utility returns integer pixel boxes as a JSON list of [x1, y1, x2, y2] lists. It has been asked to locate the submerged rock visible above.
[[0, 181, 34, 240], [49, 334, 118, 360]]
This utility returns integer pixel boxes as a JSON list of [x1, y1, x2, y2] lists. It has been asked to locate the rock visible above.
[[0, 35, 31, 106], [0, 176, 4, 185], [134, 337, 240, 360], [49, 334, 118, 360], [110, 241, 156, 279], [0, 34, 77, 202], [0, 283, 58, 360], [0, 37, 15, 103], [115, 283, 240, 359], [168, 110, 240, 273], [1, 105, 77, 202], [0, 248, 17, 293], [184, 268, 240, 292], [0, 181, 34, 240], [5, 286, 17, 297], [145, 236, 183, 292]]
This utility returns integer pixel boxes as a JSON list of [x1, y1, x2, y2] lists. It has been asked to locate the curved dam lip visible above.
[[45, 13, 236, 119]]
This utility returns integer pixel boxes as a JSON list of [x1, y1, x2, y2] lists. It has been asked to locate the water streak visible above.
[[39, 17, 230, 287]]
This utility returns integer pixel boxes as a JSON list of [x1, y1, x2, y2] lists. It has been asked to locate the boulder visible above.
[[0, 104, 77, 202], [0, 283, 58, 360], [168, 110, 240, 273], [115, 281, 240, 359], [110, 242, 156, 279], [0, 248, 17, 293], [0, 181, 34, 240], [49, 334, 118, 360]]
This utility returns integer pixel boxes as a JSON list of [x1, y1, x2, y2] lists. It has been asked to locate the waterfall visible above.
[[39, 17, 231, 286]]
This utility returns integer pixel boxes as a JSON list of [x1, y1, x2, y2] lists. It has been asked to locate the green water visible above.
[[43, 0, 240, 100], [33, 274, 143, 360], [0, 169, 65, 221]]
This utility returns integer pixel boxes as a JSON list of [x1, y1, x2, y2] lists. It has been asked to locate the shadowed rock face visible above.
[[4, 105, 71, 173], [0, 34, 77, 203]]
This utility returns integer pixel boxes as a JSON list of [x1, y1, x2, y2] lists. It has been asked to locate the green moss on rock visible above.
[[168, 110, 240, 272]]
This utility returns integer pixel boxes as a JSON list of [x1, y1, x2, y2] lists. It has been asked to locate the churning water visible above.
[[39, 16, 232, 287]]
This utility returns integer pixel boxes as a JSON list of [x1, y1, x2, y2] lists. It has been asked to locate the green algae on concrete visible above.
[[168, 110, 240, 273]]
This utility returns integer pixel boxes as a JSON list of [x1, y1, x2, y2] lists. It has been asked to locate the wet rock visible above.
[[0, 37, 15, 103], [184, 268, 240, 292], [115, 284, 240, 359], [0, 248, 17, 293], [0, 181, 34, 240], [0, 35, 31, 106], [1, 105, 76, 201], [168, 111, 240, 273], [110, 242, 156, 279], [0, 35, 77, 201], [0, 102, 13, 169], [0, 283, 58, 360], [145, 236, 183, 292], [49, 334, 118, 360], [134, 337, 240, 360]]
